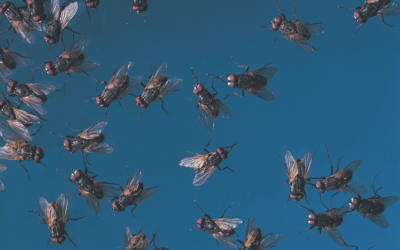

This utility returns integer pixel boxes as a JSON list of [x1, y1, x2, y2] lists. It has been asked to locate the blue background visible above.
[[0, 0, 399, 249]]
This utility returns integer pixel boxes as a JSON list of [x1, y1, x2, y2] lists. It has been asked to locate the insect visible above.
[[236, 217, 282, 250], [22, 0, 47, 23], [186, 68, 232, 131], [85, 0, 100, 21], [111, 167, 157, 219], [51, 120, 113, 171], [132, 63, 183, 118], [259, 0, 323, 53], [339, 0, 400, 35], [0, 96, 44, 141], [207, 57, 278, 101], [0, 164, 6, 192], [88, 61, 141, 118], [114, 227, 169, 250], [191, 200, 242, 250], [0, 45, 29, 80], [126, 0, 148, 23], [56, 168, 119, 221], [297, 200, 357, 249], [308, 145, 368, 207], [0, 1, 45, 44], [179, 134, 237, 186], [27, 193, 86, 246], [279, 150, 314, 204], [32, 37, 99, 97], [0, 123, 48, 182], [5, 79, 56, 116], [44, 0, 80, 50], [349, 175, 399, 228]]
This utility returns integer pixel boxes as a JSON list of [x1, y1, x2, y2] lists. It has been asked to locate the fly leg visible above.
[[329, 191, 340, 209], [64, 231, 77, 247], [261, 60, 274, 69], [293, 4, 299, 21], [37, 161, 48, 168], [231, 56, 249, 72], [96, 213, 99, 222], [372, 174, 382, 197], [339, 236, 358, 250], [31, 63, 46, 83], [295, 201, 316, 214], [273, 35, 283, 42], [137, 109, 146, 119], [5, 31, 17, 45], [64, 27, 83, 43], [118, 100, 123, 108], [319, 193, 329, 210], [63, 150, 76, 160], [86, 6, 91, 21], [211, 77, 218, 96], [191, 68, 201, 84], [84, 72, 101, 83], [0, 25, 12, 37], [126, 1, 135, 24], [143, 12, 147, 22], [113, 244, 125, 249], [159, 98, 170, 116], [225, 140, 238, 153], [325, 144, 334, 175], [217, 165, 235, 174], [353, 23, 365, 36], [381, 17, 393, 27], [56, 169, 72, 181], [194, 200, 212, 219], [258, 25, 273, 30], [285, 190, 290, 204], [30, 125, 43, 137], [63, 73, 72, 97], [306, 229, 321, 241], [224, 91, 244, 100], [194, 113, 201, 127], [50, 132, 73, 138], [67, 215, 87, 221], [66, 124, 82, 133], [234, 239, 244, 245], [19, 160, 30, 182], [130, 204, 138, 219], [66, 192, 81, 196], [185, 98, 198, 109], [46, 233, 51, 246], [274, 0, 286, 19], [27, 209, 44, 223], [206, 73, 229, 83], [149, 229, 161, 249], [303, 190, 310, 205], [126, 166, 130, 186], [338, 6, 361, 10], [203, 134, 211, 153], [85, 153, 93, 166], [216, 240, 220, 250], [220, 203, 234, 218]]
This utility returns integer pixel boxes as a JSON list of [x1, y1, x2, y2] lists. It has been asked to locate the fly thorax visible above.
[[17, 145, 35, 159], [237, 75, 252, 89], [206, 152, 221, 166], [142, 88, 158, 103], [47, 21, 61, 37], [50, 221, 63, 237], [316, 213, 331, 227], [5, 6, 19, 20], [2, 105, 15, 120], [324, 177, 339, 191], [204, 220, 218, 233], [15, 85, 32, 97]]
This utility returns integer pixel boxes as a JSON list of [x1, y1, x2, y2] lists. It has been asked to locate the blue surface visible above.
[[0, 0, 399, 249]]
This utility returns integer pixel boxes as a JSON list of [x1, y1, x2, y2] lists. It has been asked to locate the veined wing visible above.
[[300, 151, 313, 180], [48, 0, 60, 20], [39, 196, 50, 223], [81, 191, 100, 213], [254, 66, 278, 81], [111, 62, 132, 82], [84, 142, 113, 154], [8, 120, 31, 142], [158, 78, 183, 98], [148, 63, 167, 84], [179, 153, 208, 169], [0, 146, 23, 160], [200, 107, 215, 132], [298, 22, 324, 37], [341, 181, 368, 195], [13, 108, 41, 124], [79, 121, 107, 138], [260, 234, 283, 250], [0, 124, 25, 144], [134, 187, 157, 204], [214, 97, 232, 118], [26, 83, 56, 95], [96, 181, 118, 198], [284, 151, 296, 182], [59, 2, 78, 30], [120, 76, 141, 98], [290, 38, 314, 53], [378, 3, 400, 17], [244, 217, 258, 242], [323, 226, 345, 247], [367, 213, 389, 228], [193, 166, 216, 186], [215, 218, 242, 231], [21, 98, 47, 115], [6, 50, 29, 67], [213, 235, 237, 250], [124, 227, 133, 248], [70, 60, 99, 73], [247, 86, 275, 101], [60, 37, 88, 59], [56, 193, 68, 224], [340, 160, 362, 174]]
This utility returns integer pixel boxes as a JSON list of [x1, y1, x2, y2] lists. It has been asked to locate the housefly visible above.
[[0, 1, 45, 44], [88, 61, 141, 118], [5, 79, 56, 116], [57, 168, 118, 221], [51, 120, 113, 171], [85, 0, 100, 21], [179, 134, 237, 186], [207, 56, 278, 101], [297, 201, 357, 249], [111, 167, 157, 219], [114, 227, 169, 250], [0, 123, 48, 182], [236, 217, 282, 250], [132, 63, 183, 118], [126, 0, 148, 23], [0, 45, 29, 80], [349, 175, 399, 228], [186, 68, 232, 131], [27, 193, 86, 246], [279, 150, 314, 204], [308, 145, 368, 205], [191, 200, 242, 250], [339, 0, 400, 35], [32, 37, 99, 96], [22, 0, 47, 23], [0, 164, 6, 192], [45, 0, 79, 50], [259, 0, 323, 53]]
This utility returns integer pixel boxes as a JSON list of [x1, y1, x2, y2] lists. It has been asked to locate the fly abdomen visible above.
[[17, 145, 35, 160], [360, 199, 385, 216], [141, 87, 159, 104], [205, 152, 222, 166]]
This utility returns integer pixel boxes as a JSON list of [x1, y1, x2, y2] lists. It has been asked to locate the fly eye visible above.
[[290, 194, 295, 200], [132, 5, 140, 11], [354, 11, 360, 19], [349, 203, 355, 210], [193, 88, 198, 95], [51, 238, 57, 243], [34, 156, 40, 162], [272, 24, 278, 30], [86, 2, 93, 7], [71, 174, 76, 181], [217, 147, 222, 153], [197, 84, 204, 92], [95, 96, 101, 104], [298, 194, 303, 199], [140, 104, 146, 108], [75, 170, 82, 178], [59, 237, 65, 243], [308, 220, 315, 227]]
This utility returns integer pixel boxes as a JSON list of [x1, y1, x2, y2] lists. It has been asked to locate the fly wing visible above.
[[244, 218, 258, 242], [367, 213, 389, 228], [247, 86, 275, 101], [134, 187, 157, 204], [124, 227, 133, 248], [81, 192, 100, 213], [297, 22, 324, 37], [340, 181, 368, 195], [149, 63, 168, 84], [260, 234, 283, 250], [0, 181, 4, 191], [126, 171, 142, 189], [7, 120, 31, 142], [48, 0, 60, 20], [60, 37, 88, 59], [96, 181, 118, 198], [157, 78, 183, 98], [215, 218, 242, 231], [79, 121, 107, 138], [179, 153, 208, 170], [83, 142, 113, 154], [377, 196, 400, 210], [26, 83, 56, 95], [11, 19, 35, 44], [39, 196, 50, 223], [13, 108, 41, 124], [254, 67, 278, 81], [21, 98, 47, 115], [0, 68, 11, 80], [323, 227, 345, 247], [214, 97, 232, 118], [70, 60, 99, 73], [378, 3, 400, 17], [290, 38, 314, 53], [59, 2, 78, 30], [213, 235, 237, 250], [56, 193, 68, 224], [0, 146, 23, 160], [6, 50, 29, 67], [111, 62, 132, 82], [0, 164, 6, 173], [200, 107, 216, 132], [300, 151, 313, 180], [142, 239, 151, 250], [340, 160, 362, 174], [119, 76, 141, 98], [193, 166, 216, 186], [284, 151, 296, 182], [332, 204, 351, 217], [0, 124, 25, 144]]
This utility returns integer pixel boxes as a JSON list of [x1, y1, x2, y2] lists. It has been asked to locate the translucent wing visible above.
[[26, 83, 56, 95], [142, 240, 151, 250], [96, 182, 118, 198], [111, 62, 132, 82], [378, 3, 400, 17], [0, 146, 22, 160], [341, 181, 368, 195], [59, 2, 78, 30], [149, 63, 167, 84], [158, 78, 183, 98], [48, 0, 60, 20], [248, 86, 275, 101], [377, 196, 400, 209], [56, 193, 68, 224], [6, 50, 29, 67], [11, 20, 35, 44], [13, 108, 41, 124], [8, 120, 31, 142], [298, 22, 324, 37], [0, 124, 24, 144], [340, 160, 362, 174], [367, 213, 389, 228], [193, 166, 216, 186], [213, 235, 237, 250], [200, 108, 216, 132], [70, 60, 99, 73], [244, 218, 258, 242], [254, 67, 278, 81], [179, 153, 208, 170], [260, 234, 283, 250], [0, 181, 4, 191], [323, 226, 345, 247], [82, 192, 100, 213], [0, 68, 11, 80], [332, 204, 351, 217], [134, 187, 157, 204], [216, 218, 242, 231], [80, 121, 107, 137], [0, 164, 6, 173], [300, 151, 313, 180], [214, 97, 232, 118], [284, 151, 296, 181], [120, 76, 141, 98], [84, 142, 114, 154], [39, 196, 50, 222], [290, 38, 314, 53], [124, 227, 133, 247], [61, 37, 88, 59], [22, 100, 47, 116]]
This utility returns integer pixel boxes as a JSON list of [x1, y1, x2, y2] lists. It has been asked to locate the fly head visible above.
[[0, 2, 11, 15], [272, 16, 282, 30], [96, 95, 107, 108], [354, 11, 366, 23], [34, 148, 44, 162], [349, 197, 360, 211], [51, 236, 66, 244], [85, 0, 100, 8], [307, 213, 317, 227], [71, 169, 83, 182], [63, 139, 72, 152], [112, 201, 122, 212], [227, 74, 237, 88], [217, 147, 228, 159], [135, 96, 148, 109], [197, 217, 206, 230], [316, 180, 325, 193], [193, 83, 204, 95], [45, 62, 57, 76], [7, 80, 18, 94]]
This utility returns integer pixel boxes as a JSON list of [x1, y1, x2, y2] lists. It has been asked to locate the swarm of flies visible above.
[[279, 150, 314, 204], [56, 168, 119, 222], [339, 0, 400, 35], [32, 37, 99, 96], [207, 57, 278, 101], [127, 0, 148, 23], [85, 0, 100, 21], [27, 193, 86, 246], [0, 123, 48, 182], [179, 135, 237, 186], [22, 0, 47, 24], [186, 68, 232, 131], [110, 167, 157, 219], [348, 175, 399, 228], [88, 61, 141, 118], [0, 44, 30, 80], [0, 1, 46, 44], [259, 0, 323, 53], [0, 164, 6, 192], [50, 119, 113, 172], [191, 200, 242, 250], [131, 63, 183, 118], [114, 226, 169, 250], [236, 217, 282, 250]]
